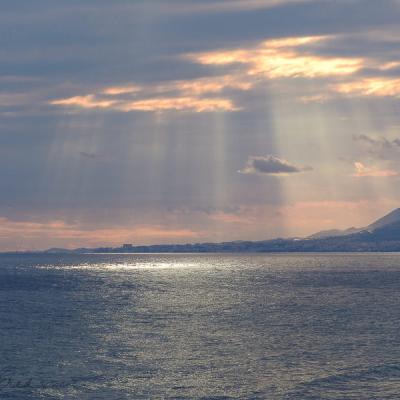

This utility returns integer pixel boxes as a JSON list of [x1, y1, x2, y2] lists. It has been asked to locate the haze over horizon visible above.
[[2, 0, 400, 251]]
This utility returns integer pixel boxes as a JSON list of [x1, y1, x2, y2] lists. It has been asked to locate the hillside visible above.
[[38, 208, 400, 254]]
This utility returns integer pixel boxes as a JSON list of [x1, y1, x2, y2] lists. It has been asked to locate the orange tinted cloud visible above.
[[102, 85, 142, 95], [353, 162, 399, 177], [380, 61, 400, 71], [299, 94, 330, 103], [188, 36, 363, 79], [52, 35, 392, 112], [250, 52, 361, 78], [51, 94, 236, 113], [118, 96, 237, 112], [161, 75, 253, 95], [51, 75, 242, 113], [51, 95, 116, 109], [334, 78, 400, 97]]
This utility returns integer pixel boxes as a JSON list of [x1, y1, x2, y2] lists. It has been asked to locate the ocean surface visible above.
[[1, 253, 400, 399]]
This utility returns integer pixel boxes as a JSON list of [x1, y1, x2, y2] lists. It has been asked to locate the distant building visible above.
[[122, 244, 133, 249]]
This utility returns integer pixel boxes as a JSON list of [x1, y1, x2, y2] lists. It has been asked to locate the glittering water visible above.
[[1, 253, 400, 399]]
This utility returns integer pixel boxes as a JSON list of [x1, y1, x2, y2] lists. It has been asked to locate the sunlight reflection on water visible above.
[[1, 253, 400, 399], [38, 261, 200, 271]]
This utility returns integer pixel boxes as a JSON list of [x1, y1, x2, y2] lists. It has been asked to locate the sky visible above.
[[1, 0, 400, 250]]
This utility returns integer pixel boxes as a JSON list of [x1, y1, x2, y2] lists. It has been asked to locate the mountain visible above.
[[308, 227, 361, 239], [366, 208, 400, 231], [309, 208, 400, 239], [27, 207, 400, 254], [366, 219, 400, 241]]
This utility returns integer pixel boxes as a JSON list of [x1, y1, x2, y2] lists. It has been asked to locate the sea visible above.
[[1, 253, 400, 400]]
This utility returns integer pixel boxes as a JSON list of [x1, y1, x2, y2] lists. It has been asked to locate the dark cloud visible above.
[[353, 134, 400, 160], [239, 155, 312, 175], [354, 134, 400, 148]]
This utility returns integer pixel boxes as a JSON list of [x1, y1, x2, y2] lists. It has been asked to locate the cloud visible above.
[[117, 97, 237, 112], [184, 34, 400, 103], [298, 94, 330, 103], [184, 34, 400, 102], [51, 94, 237, 113], [102, 85, 142, 95], [353, 134, 400, 160], [239, 155, 312, 175], [158, 75, 253, 95], [50, 74, 247, 113], [334, 77, 400, 97], [187, 36, 363, 79], [354, 134, 400, 149], [353, 162, 398, 177], [51, 95, 116, 109], [50, 35, 367, 114]]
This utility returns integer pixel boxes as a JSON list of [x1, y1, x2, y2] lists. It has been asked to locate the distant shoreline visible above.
[[3, 208, 400, 254]]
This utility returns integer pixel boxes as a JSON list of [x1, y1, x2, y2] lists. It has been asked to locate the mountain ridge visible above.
[[6, 208, 400, 254], [308, 208, 400, 239], [366, 208, 400, 231]]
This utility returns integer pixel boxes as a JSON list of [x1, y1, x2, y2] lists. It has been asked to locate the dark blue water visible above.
[[1, 253, 400, 399]]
